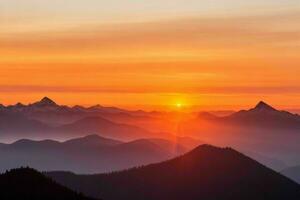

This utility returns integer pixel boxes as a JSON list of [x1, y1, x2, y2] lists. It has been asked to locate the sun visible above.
[[176, 102, 183, 109], [171, 98, 188, 110]]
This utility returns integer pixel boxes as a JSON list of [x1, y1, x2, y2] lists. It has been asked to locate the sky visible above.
[[0, 0, 300, 110]]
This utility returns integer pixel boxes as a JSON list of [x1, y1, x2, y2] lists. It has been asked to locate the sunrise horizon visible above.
[[2, 96, 300, 113]]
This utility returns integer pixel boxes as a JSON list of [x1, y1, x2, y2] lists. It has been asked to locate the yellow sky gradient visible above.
[[1, 2, 300, 110]]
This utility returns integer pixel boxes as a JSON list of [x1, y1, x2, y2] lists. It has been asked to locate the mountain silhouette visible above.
[[254, 101, 277, 111], [1, 97, 149, 117], [0, 97, 163, 140], [197, 101, 300, 129], [186, 101, 300, 170], [0, 167, 97, 200], [47, 145, 300, 200], [32, 97, 58, 107], [0, 135, 194, 173]]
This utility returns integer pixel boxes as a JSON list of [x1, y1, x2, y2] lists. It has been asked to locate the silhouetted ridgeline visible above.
[[197, 101, 300, 129], [0, 97, 160, 140], [0, 167, 98, 200], [47, 145, 300, 200]]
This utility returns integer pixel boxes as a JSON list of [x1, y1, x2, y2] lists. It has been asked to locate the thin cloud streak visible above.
[[2, 85, 300, 95]]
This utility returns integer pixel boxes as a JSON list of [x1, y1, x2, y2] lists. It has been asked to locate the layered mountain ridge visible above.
[[0, 134, 200, 173]]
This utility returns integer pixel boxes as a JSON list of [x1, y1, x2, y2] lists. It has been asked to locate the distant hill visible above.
[[0, 167, 97, 200], [282, 166, 300, 184], [47, 145, 300, 200], [0, 135, 198, 173]]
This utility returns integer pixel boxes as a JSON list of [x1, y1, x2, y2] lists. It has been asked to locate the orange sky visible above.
[[1, 1, 300, 110]]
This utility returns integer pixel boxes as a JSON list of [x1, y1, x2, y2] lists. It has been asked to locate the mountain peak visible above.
[[254, 101, 276, 111], [34, 97, 57, 106], [41, 96, 55, 103]]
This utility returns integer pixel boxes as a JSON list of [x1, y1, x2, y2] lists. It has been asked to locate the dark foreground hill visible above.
[[47, 145, 300, 200], [0, 167, 98, 200]]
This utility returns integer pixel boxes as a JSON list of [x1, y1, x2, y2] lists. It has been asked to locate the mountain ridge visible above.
[[0, 135, 197, 173], [0, 97, 163, 140], [197, 101, 300, 129]]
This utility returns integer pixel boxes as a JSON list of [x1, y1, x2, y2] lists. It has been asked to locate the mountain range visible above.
[[1, 97, 156, 125], [1, 98, 300, 199], [183, 101, 300, 167], [0, 133, 287, 172], [0, 134, 201, 173], [3, 98, 300, 131], [3, 98, 300, 141], [2, 98, 300, 165], [0, 97, 163, 141], [2, 97, 300, 169], [197, 101, 300, 129], [47, 144, 300, 200]]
